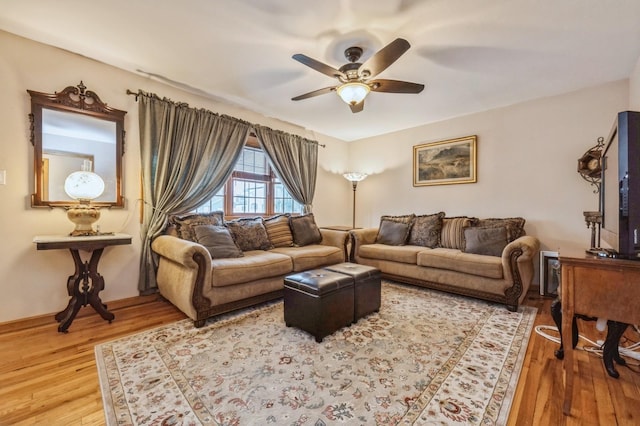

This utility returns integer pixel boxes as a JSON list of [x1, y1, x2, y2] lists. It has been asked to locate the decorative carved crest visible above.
[[28, 81, 119, 115]]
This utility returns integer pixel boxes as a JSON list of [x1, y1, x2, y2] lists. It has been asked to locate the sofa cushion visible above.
[[170, 211, 224, 242], [375, 215, 415, 245], [289, 213, 322, 246], [417, 248, 504, 279], [463, 226, 508, 257], [225, 217, 274, 251], [359, 243, 425, 264], [271, 245, 344, 272], [264, 214, 294, 248], [194, 225, 243, 259], [475, 217, 526, 242], [408, 212, 445, 247], [441, 216, 476, 250], [210, 251, 292, 287]]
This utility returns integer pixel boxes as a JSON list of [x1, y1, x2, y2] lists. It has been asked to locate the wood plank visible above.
[[0, 297, 185, 424]]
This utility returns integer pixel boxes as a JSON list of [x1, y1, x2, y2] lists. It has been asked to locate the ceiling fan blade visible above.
[[369, 79, 425, 94], [292, 54, 346, 79], [359, 38, 411, 79], [291, 86, 336, 101], [349, 101, 364, 113]]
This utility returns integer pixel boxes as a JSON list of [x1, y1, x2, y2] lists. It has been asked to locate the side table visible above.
[[33, 233, 132, 333]]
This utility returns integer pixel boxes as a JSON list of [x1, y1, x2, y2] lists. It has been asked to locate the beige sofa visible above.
[[350, 214, 540, 311], [152, 225, 347, 327]]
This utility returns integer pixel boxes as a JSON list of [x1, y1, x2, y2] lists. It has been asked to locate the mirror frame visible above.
[[28, 81, 127, 208]]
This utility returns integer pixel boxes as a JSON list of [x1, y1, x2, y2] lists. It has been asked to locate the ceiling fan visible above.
[[291, 38, 424, 113]]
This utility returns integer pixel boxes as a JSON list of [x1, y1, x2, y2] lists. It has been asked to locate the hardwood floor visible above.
[[0, 290, 639, 425]]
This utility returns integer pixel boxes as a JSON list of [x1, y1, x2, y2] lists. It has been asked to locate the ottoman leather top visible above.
[[285, 269, 353, 296], [325, 262, 380, 278]]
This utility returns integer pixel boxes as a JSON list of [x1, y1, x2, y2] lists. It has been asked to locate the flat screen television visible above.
[[599, 110, 640, 259]]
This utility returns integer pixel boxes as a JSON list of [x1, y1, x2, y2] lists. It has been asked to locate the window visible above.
[[195, 139, 303, 217]]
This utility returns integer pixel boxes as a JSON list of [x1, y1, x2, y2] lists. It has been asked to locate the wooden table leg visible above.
[[55, 248, 114, 333], [562, 265, 575, 415], [86, 248, 114, 322], [54, 249, 83, 323], [603, 321, 629, 378]]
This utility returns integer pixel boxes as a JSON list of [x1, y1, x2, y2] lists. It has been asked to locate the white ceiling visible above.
[[2, 0, 640, 141]]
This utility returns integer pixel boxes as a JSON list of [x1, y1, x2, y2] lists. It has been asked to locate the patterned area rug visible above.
[[95, 282, 536, 425]]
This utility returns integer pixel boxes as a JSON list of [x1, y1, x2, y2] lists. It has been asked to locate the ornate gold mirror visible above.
[[28, 81, 126, 208]]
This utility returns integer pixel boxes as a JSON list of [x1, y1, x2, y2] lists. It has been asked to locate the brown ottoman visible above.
[[325, 262, 381, 322], [284, 269, 354, 342]]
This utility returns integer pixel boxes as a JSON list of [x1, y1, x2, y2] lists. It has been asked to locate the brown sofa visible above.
[[350, 214, 540, 311], [151, 213, 348, 327]]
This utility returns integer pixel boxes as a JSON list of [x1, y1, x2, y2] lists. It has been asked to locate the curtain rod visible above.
[[126, 89, 326, 148], [126, 89, 140, 101]]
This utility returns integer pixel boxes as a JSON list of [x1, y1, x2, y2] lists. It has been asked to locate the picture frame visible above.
[[539, 250, 560, 296], [413, 135, 477, 186]]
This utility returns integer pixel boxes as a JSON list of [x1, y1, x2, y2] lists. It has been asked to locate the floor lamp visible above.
[[343, 172, 368, 229]]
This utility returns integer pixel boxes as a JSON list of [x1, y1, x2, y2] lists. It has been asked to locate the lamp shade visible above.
[[343, 172, 368, 182], [336, 82, 370, 105], [64, 171, 105, 201]]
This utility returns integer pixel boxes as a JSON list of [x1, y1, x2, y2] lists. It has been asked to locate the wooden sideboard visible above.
[[559, 249, 640, 415]]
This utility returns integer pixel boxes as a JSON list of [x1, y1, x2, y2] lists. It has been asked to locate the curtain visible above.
[[138, 92, 250, 293], [254, 126, 319, 214]]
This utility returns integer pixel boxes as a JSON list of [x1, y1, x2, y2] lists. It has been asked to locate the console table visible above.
[[559, 249, 640, 415], [33, 233, 132, 333]]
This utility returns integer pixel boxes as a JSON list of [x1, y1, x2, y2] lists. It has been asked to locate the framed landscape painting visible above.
[[413, 135, 477, 186]]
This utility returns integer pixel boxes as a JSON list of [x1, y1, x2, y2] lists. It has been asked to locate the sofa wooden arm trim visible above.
[[503, 247, 525, 310], [191, 251, 212, 324]]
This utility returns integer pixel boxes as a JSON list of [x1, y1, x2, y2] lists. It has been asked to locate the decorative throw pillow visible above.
[[225, 217, 273, 251], [376, 214, 415, 246], [379, 214, 415, 225], [407, 212, 445, 247], [475, 217, 526, 242], [170, 211, 225, 242], [463, 226, 508, 257], [441, 216, 477, 250], [264, 214, 294, 248], [289, 213, 323, 246], [194, 225, 243, 259]]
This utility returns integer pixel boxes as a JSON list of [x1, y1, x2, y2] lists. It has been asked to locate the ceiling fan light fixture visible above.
[[336, 82, 370, 106]]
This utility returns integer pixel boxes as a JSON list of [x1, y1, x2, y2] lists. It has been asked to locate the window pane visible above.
[[194, 188, 224, 214], [274, 181, 303, 214], [235, 147, 267, 175], [232, 178, 267, 214]]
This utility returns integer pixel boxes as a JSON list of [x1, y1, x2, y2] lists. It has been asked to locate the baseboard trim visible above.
[[0, 294, 161, 334]]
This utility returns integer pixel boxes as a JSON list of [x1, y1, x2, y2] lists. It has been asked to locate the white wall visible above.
[[0, 31, 350, 323], [349, 80, 629, 256], [630, 54, 640, 109]]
